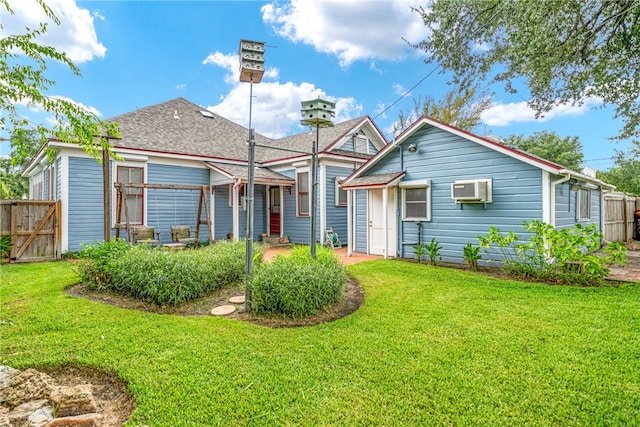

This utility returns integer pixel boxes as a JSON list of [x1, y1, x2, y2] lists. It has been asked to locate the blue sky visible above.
[[1, 0, 633, 170]]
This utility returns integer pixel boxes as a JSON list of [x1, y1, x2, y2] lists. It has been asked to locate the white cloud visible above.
[[174, 84, 187, 91], [208, 82, 361, 139], [481, 97, 603, 126], [262, 0, 429, 68], [202, 49, 360, 138], [48, 95, 102, 116], [0, 0, 106, 63], [393, 82, 407, 96], [202, 51, 279, 85]]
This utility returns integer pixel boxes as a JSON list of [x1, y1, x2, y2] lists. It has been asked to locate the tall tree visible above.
[[0, 0, 118, 160], [0, 129, 42, 199], [597, 140, 640, 195], [411, 1, 640, 140], [395, 84, 491, 134], [503, 131, 584, 171]]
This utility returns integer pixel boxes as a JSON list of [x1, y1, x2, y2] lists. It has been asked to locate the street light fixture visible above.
[[239, 39, 266, 310], [300, 98, 335, 258]]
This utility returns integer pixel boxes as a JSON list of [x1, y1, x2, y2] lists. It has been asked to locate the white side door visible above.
[[368, 188, 396, 256]]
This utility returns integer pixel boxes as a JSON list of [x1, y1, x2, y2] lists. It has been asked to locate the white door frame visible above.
[[368, 187, 396, 258]]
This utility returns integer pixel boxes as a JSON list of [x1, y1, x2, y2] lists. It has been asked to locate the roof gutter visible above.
[[558, 168, 616, 191]]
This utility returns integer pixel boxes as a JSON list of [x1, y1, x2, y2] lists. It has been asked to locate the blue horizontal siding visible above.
[[324, 165, 353, 244], [356, 125, 546, 264], [68, 157, 104, 250], [282, 180, 310, 244], [355, 189, 367, 253], [146, 164, 210, 243]]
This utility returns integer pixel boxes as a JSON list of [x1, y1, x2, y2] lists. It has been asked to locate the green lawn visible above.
[[1, 260, 639, 426]]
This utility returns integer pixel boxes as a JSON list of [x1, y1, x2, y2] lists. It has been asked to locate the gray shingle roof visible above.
[[341, 171, 406, 189], [255, 116, 368, 162], [206, 162, 294, 184], [108, 97, 373, 165], [108, 97, 272, 160]]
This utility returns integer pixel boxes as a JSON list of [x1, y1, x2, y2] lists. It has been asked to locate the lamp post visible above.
[[300, 98, 335, 258], [239, 39, 265, 308]]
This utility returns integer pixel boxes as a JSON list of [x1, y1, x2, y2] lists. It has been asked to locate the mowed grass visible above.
[[1, 260, 639, 426]]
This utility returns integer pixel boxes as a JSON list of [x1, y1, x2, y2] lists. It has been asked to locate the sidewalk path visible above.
[[608, 250, 640, 283], [264, 246, 382, 265]]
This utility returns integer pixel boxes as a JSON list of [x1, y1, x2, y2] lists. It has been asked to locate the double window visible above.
[[401, 180, 431, 221]]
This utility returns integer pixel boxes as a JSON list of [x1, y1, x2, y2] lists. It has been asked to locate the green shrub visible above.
[[478, 220, 627, 285], [463, 242, 482, 270], [76, 238, 131, 287], [0, 234, 13, 262], [249, 245, 347, 318], [413, 243, 426, 263], [424, 237, 442, 265], [76, 239, 260, 306]]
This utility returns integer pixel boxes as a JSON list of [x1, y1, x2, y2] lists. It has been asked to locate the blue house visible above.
[[22, 97, 387, 252], [341, 116, 615, 263]]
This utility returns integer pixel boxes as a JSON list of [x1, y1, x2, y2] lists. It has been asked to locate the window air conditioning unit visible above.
[[451, 179, 492, 202]]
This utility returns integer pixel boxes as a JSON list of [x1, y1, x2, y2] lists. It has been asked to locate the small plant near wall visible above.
[[463, 242, 482, 270], [413, 243, 427, 263], [0, 235, 13, 262], [424, 237, 443, 265], [477, 220, 627, 285]]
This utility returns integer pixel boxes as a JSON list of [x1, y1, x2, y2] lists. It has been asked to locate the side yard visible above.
[[1, 260, 639, 425]]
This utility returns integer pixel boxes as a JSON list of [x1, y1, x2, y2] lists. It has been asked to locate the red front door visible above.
[[269, 187, 281, 235]]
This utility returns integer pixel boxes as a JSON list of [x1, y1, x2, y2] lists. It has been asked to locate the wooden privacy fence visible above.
[[0, 200, 61, 262], [603, 193, 639, 243]]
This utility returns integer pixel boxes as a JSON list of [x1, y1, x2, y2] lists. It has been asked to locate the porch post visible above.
[[347, 189, 353, 256], [383, 186, 388, 259], [279, 186, 284, 238], [319, 163, 326, 239]]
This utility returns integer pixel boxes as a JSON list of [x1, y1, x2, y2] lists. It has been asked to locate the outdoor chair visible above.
[[132, 226, 160, 244], [170, 225, 196, 244]]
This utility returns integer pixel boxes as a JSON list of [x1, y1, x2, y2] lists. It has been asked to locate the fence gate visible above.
[[603, 193, 638, 243], [0, 200, 61, 262]]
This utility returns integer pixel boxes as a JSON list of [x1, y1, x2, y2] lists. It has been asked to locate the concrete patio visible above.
[[608, 249, 640, 283]]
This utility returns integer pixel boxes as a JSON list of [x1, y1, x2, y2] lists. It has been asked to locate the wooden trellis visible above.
[[113, 183, 213, 244]]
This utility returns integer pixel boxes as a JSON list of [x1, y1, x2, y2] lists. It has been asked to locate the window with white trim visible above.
[[577, 188, 591, 221], [401, 180, 431, 221], [335, 177, 347, 207], [117, 165, 144, 225], [354, 135, 368, 154], [297, 170, 310, 216]]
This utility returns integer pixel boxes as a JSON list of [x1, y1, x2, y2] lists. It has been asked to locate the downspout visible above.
[[232, 179, 242, 241]]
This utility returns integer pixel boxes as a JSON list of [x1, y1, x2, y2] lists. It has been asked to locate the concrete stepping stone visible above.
[[228, 295, 245, 304], [210, 305, 236, 316]]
